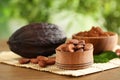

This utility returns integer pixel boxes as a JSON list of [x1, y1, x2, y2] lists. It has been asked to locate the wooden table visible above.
[[0, 40, 120, 80]]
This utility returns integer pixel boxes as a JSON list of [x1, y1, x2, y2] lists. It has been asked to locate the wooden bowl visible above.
[[72, 32, 118, 55], [56, 44, 94, 70]]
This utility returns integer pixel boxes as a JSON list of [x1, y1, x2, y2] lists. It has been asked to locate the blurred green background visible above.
[[0, 0, 120, 39]]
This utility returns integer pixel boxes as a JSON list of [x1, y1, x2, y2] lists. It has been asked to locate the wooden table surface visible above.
[[0, 40, 120, 80]]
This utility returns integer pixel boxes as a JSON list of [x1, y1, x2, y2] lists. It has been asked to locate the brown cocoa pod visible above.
[[19, 58, 30, 64], [7, 23, 66, 58]]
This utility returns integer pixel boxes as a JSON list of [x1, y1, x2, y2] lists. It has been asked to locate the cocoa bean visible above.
[[38, 60, 47, 67], [30, 58, 38, 64], [37, 56, 48, 61], [19, 58, 30, 64]]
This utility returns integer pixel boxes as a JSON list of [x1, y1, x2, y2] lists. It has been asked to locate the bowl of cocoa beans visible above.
[[72, 26, 118, 55], [56, 39, 94, 70]]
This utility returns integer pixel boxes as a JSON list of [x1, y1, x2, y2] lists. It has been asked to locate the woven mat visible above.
[[0, 51, 120, 77]]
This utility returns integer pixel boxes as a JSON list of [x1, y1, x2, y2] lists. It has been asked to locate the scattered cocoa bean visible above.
[[46, 57, 56, 65], [38, 60, 47, 67], [37, 56, 48, 61], [18, 56, 56, 68], [30, 58, 38, 64], [19, 58, 30, 64]]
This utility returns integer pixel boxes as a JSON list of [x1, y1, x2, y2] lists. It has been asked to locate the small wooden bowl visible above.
[[56, 44, 94, 70], [72, 32, 118, 55]]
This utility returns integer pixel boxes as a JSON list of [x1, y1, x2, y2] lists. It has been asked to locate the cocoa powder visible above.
[[76, 26, 112, 37]]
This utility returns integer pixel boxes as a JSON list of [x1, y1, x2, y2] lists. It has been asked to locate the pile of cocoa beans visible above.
[[19, 56, 55, 67], [59, 39, 93, 53]]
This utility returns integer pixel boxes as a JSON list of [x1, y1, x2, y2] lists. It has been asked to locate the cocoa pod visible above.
[[7, 23, 66, 58]]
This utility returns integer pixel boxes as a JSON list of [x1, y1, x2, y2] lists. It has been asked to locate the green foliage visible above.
[[94, 51, 119, 63], [102, 0, 120, 34], [0, 0, 120, 39]]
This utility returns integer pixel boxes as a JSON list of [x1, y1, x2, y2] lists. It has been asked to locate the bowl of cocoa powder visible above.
[[72, 26, 118, 55], [56, 39, 94, 70]]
